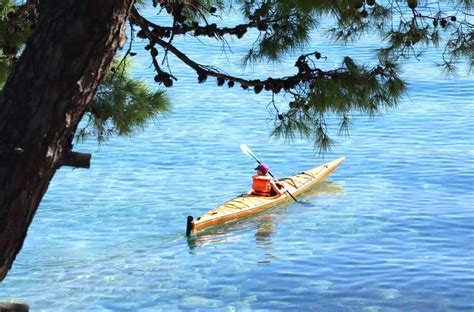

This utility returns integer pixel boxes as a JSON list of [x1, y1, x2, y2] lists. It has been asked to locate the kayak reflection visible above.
[[186, 181, 344, 252]]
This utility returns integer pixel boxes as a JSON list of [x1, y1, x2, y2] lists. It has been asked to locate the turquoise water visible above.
[[2, 7, 474, 311]]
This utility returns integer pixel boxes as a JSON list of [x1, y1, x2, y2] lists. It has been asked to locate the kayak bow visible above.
[[186, 157, 345, 236]]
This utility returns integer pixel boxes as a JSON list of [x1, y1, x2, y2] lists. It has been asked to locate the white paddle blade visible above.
[[240, 144, 251, 156], [240, 144, 260, 162]]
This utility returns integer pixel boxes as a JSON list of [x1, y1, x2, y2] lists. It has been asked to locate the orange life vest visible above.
[[252, 175, 273, 196]]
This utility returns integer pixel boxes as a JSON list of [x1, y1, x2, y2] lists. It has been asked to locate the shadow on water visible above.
[[186, 181, 344, 252]]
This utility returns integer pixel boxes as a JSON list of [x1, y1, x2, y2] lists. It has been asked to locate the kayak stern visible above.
[[186, 216, 194, 236]]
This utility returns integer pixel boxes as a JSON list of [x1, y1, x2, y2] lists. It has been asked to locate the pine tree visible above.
[[0, 0, 472, 280]]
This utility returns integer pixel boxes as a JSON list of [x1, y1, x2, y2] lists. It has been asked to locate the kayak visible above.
[[186, 157, 345, 236]]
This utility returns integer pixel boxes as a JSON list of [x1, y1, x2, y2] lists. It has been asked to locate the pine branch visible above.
[[131, 6, 329, 91], [134, 13, 257, 39], [130, 4, 407, 153]]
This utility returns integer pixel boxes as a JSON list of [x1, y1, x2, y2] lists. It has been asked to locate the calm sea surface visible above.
[[2, 5, 473, 311]]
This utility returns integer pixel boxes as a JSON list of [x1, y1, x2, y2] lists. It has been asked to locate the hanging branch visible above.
[[128, 3, 419, 153], [130, 6, 333, 91]]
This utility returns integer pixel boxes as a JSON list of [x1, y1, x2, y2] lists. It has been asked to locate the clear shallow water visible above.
[[2, 6, 474, 312]]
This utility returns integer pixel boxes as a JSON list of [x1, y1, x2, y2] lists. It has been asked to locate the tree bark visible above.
[[61, 151, 92, 169], [0, 0, 133, 281]]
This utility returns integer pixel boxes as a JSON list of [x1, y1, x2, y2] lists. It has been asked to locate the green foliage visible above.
[[0, 0, 33, 87], [224, 0, 471, 151], [151, 0, 226, 24], [76, 60, 170, 143], [271, 57, 406, 154], [237, 0, 473, 72], [240, 0, 318, 64], [0, 2, 170, 144], [2, 0, 472, 152]]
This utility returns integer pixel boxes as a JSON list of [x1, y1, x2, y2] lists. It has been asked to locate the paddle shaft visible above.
[[245, 148, 300, 203]]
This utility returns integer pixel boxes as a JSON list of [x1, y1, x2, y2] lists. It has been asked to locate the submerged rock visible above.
[[0, 302, 29, 312]]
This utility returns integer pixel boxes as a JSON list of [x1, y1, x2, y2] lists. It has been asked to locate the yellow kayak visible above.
[[186, 157, 345, 235]]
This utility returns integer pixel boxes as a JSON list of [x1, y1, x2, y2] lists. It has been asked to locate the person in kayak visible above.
[[252, 163, 286, 196]]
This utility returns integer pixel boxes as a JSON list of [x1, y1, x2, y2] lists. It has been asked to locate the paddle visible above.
[[240, 144, 300, 203]]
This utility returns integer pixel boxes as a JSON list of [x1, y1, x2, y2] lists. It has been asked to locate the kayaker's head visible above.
[[254, 163, 269, 175]]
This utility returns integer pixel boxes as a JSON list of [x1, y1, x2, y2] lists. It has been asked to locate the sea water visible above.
[[1, 5, 473, 311]]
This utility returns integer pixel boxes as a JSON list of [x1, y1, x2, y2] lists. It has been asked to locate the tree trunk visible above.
[[0, 0, 133, 281]]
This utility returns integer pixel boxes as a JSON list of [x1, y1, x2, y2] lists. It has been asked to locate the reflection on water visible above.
[[187, 181, 344, 255]]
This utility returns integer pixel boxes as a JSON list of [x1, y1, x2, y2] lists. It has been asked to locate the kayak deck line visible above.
[[186, 157, 345, 236]]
